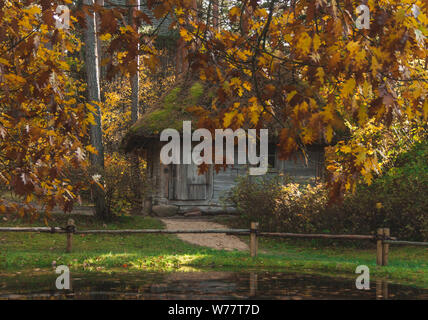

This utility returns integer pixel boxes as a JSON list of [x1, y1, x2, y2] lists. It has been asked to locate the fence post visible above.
[[250, 222, 259, 258], [249, 272, 258, 297], [382, 228, 390, 266], [377, 228, 384, 266], [66, 219, 75, 253]]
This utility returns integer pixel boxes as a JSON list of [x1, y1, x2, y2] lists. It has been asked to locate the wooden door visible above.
[[170, 164, 209, 200]]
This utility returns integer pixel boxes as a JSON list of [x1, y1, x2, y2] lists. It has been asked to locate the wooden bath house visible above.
[[122, 79, 325, 215], [120, 1, 324, 215]]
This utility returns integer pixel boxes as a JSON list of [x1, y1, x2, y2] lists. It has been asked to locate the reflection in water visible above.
[[376, 280, 389, 300], [250, 273, 257, 297], [0, 271, 427, 300]]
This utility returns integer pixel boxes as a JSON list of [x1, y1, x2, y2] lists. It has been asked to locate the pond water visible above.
[[0, 271, 427, 300]]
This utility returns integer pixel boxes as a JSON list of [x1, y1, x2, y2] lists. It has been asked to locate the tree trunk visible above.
[[96, 0, 105, 81], [128, 0, 143, 215], [212, 0, 219, 31], [84, 0, 109, 220]]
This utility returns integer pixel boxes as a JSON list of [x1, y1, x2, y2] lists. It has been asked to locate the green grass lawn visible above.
[[0, 215, 427, 288]]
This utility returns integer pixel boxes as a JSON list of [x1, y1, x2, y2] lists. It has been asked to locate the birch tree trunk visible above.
[[83, 0, 109, 220], [128, 0, 143, 215], [96, 0, 105, 81]]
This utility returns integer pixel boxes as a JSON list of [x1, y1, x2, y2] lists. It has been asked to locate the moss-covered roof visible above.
[[121, 76, 329, 153], [121, 78, 214, 152]]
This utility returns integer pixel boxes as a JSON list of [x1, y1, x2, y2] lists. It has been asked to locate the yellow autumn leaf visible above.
[[340, 145, 352, 153], [358, 105, 368, 126], [346, 41, 359, 56], [25, 5, 42, 16], [4, 74, 26, 84], [249, 108, 260, 125], [117, 51, 128, 62], [86, 145, 98, 155], [180, 28, 193, 42], [223, 110, 237, 127], [313, 34, 321, 51], [341, 78, 356, 98], [243, 82, 252, 91], [302, 127, 314, 144], [322, 104, 335, 122], [99, 33, 112, 41], [230, 77, 242, 87], [316, 67, 325, 84], [236, 50, 249, 61], [325, 125, 333, 143], [229, 6, 241, 17], [297, 32, 312, 55], [345, 179, 351, 191], [363, 171, 373, 185], [287, 90, 297, 102], [236, 113, 245, 126], [356, 151, 366, 165], [0, 57, 11, 66]]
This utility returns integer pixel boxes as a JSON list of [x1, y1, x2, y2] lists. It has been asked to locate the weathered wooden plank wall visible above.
[[147, 141, 324, 212]]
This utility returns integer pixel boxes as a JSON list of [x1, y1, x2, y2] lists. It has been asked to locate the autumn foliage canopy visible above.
[[0, 0, 427, 216]]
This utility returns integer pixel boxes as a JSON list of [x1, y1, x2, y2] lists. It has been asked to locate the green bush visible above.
[[104, 153, 151, 216], [225, 141, 428, 241], [225, 175, 329, 233], [335, 140, 428, 241]]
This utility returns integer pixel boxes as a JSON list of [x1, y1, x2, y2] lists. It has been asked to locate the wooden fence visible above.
[[1, 219, 428, 266]]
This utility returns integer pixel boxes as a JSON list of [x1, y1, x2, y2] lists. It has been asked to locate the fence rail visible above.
[[258, 232, 378, 240], [383, 240, 428, 246], [0, 227, 65, 233], [75, 229, 251, 235], [0, 227, 250, 234], [1, 219, 427, 266]]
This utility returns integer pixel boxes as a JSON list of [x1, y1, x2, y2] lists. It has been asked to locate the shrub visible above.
[[333, 140, 428, 241], [104, 153, 151, 216], [225, 141, 428, 241], [225, 175, 328, 233], [224, 175, 289, 231]]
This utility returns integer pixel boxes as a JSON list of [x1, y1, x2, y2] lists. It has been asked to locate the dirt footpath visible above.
[[160, 218, 248, 251]]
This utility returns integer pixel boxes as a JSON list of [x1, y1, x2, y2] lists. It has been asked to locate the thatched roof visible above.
[[121, 78, 215, 153], [121, 76, 331, 154]]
